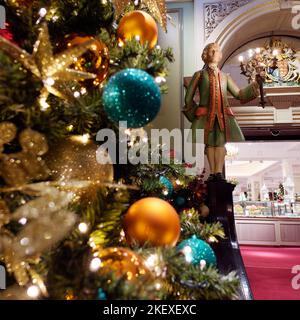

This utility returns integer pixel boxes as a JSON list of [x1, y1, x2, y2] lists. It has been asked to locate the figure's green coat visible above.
[[184, 68, 259, 146]]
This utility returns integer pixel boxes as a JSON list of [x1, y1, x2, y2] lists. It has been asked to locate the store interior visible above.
[[226, 141, 300, 217]]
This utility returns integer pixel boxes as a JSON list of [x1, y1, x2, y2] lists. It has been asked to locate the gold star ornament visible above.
[[0, 23, 96, 108]]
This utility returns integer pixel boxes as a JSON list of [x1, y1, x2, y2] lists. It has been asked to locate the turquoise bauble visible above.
[[97, 288, 107, 300], [159, 176, 173, 196], [102, 68, 161, 128], [177, 235, 217, 266]]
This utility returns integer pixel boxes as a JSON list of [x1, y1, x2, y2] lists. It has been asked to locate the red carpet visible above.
[[240, 246, 300, 300]]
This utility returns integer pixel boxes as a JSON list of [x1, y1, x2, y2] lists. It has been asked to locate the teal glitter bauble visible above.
[[177, 235, 217, 266], [159, 176, 173, 196], [102, 68, 161, 128], [97, 288, 107, 300]]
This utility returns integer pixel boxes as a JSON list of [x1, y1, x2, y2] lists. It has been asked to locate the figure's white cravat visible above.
[[208, 63, 220, 76]]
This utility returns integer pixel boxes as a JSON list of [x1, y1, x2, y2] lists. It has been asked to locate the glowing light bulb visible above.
[[255, 47, 261, 54], [39, 97, 50, 111], [238, 55, 244, 62], [145, 254, 159, 268], [73, 91, 80, 98], [71, 134, 90, 145], [44, 77, 55, 86], [80, 87, 87, 95], [182, 246, 192, 255], [90, 258, 101, 271], [20, 237, 30, 246], [19, 218, 27, 225], [155, 76, 166, 84], [78, 222, 88, 233], [200, 259, 207, 270], [39, 8, 47, 17], [27, 285, 40, 298], [155, 282, 162, 290], [182, 246, 193, 263], [66, 124, 74, 132]]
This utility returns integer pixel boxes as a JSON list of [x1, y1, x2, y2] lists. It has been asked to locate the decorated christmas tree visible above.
[[0, 0, 239, 300]]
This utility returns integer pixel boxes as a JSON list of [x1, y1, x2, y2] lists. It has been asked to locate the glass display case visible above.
[[234, 201, 300, 218], [234, 200, 300, 246]]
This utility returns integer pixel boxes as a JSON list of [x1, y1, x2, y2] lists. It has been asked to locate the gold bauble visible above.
[[45, 136, 114, 183], [95, 247, 152, 281], [63, 35, 110, 87], [117, 11, 158, 49], [123, 197, 181, 247], [199, 204, 210, 218]]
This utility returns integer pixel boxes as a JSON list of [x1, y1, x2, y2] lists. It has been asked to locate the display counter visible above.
[[234, 201, 300, 246]]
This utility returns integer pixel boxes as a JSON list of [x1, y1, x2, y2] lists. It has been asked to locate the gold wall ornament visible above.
[[0, 23, 96, 107], [45, 136, 114, 183], [0, 122, 50, 187]]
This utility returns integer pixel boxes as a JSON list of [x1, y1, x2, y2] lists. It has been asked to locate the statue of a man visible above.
[[184, 43, 261, 181]]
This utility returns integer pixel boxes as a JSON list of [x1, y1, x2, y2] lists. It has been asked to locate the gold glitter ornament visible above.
[[19, 129, 48, 155], [45, 136, 114, 183], [0, 199, 10, 228], [112, 0, 131, 19], [143, 0, 167, 32], [0, 122, 17, 149], [0, 123, 50, 187], [0, 186, 76, 292], [0, 23, 96, 106], [63, 35, 110, 88], [94, 247, 152, 281]]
